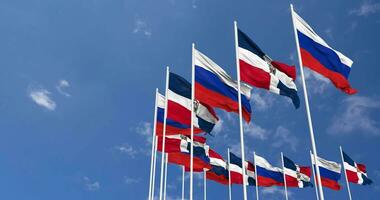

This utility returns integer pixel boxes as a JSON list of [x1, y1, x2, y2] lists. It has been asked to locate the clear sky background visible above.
[[0, 0, 379, 199]]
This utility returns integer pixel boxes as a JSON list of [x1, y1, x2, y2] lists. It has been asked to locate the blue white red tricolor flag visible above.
[[237, 29, 300, 108], [292, 10, 357, 94], [229, 152, 256, 186], [254, 154, 284, 187], [194, 48, 252, 122], [342, 150, 373, 185], [311, 154, 342, 190], [283, 155, 313, 188]]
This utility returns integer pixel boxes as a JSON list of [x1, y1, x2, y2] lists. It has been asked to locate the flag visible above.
[[167, 72, 219, 134], [206, 149, 229, 185], [157, 134, 206, 153], [311, 154, 342, 190], [255, 154, 284, 187], [168, 152, 211, 172], [229, 152, 256, 186], [342, 150, 373, 185], [237, 29, 300, 108], [194, 48, 252, 122], [292, 10, 357, 94], [283, 155, 313, 188]]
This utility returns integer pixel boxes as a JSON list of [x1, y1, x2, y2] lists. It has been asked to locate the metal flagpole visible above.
[[253, 152, 259, 200], [148, 89, 159, 200], [159, 67, 170, 200], [310, 151, 320, 200], [204, 169, 207, 200], [281, 152, 289, 200], [340, 146, 353, 200], [290, 4, 324, 200], [152, 135, 158, 200], [228, 148, 232, 200], [190, 43, 195, 200], [182, 166, 185, 200], [164, 153, 168, 200], [233, 20, 248, 200]]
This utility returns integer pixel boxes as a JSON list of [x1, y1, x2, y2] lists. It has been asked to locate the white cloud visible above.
[[124, 177, 141, 184], [56, 79, 71, 97], [244, 123, 269, 140], [301, 68, 330, 94], [328, 96, 380, 135], [83, 176, 100, 191], [136, 122, 153, 144], [261, 187, 292, 197], [133, 19, 152, 37], [114, 143, 138, 158], [350, 1, 380, 16], [271, 126, 298, 152], [324, 27, 333, 39], [212, 118, 224, 135], [29, 88, 56, 111], [191, 0, 198, 9]]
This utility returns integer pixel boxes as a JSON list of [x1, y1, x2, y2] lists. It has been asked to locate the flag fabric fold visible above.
[[206, 149, 229, 185], [342, 150, 373, 185], [255, 154, 284, 187], [292, 10, 357, 94], [229, 152, 256, 186], [283, 155, 313, 188], [311, 154, 342, 190], [194, 49, 252, 122]]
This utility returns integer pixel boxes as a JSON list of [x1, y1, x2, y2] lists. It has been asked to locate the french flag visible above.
[[342, 150, 373, 185], [206, 149, 229, 185], [194, 48, 252, 122], [229, 152, 256, 186], [293, 10, 357, 94], [237, 29, 300, 109], [255, 154, 284, 187], [311, 154, 342, 190], [283, 155, 313, 188]]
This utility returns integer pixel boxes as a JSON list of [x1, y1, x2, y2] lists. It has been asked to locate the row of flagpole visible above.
[[146, 4, 360, 200]]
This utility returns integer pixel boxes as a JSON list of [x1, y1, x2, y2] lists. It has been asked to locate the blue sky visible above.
[[0, 0, 379, 199]]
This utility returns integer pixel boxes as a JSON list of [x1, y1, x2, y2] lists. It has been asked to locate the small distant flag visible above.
[[194, 48, 252, 122], [254, 154, 284, 187], [157, 134, 206, 153], [168, 152, 211, 172], [229, 152, 256, 186], [283, 155, 313, 188], [311, 153, 342, 190], [342, 150, 373, 185], [292, 10, 357, 94], [206, 149, 229, 185], [237, 29, 300, 108]]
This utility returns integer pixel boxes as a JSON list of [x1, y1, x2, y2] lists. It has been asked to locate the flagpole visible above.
[[159, 67, 170, 200], [310, 151, 320, 200], [204, 169, 207, 200], [339, 146, 353, 200], [290, 4, 324, 200], [228, 148, 232, 200], [182, 166, 185, 200], [148, 89, 159, 200], [164, 153, 168, 200], [281, 152, 289, 200], [254, 152, 259, 200], [233, 20, 248, 200], [190, 43, 195, 200], [152, 135, 158, 200]]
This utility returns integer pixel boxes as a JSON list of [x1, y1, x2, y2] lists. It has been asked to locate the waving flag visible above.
[[283, 155, 313, 188], [165, 72, 219, 134], [194, 49, 252, 122], [342, 150, 373, 185], [206, 149, 229, 185], [237, 29, 300, 108], [255, 154, 284, 187], [229, 152, 256, 186], [311, 154, 342, 190], [292, 10, 357, 94], [157, 134, 206, 153]]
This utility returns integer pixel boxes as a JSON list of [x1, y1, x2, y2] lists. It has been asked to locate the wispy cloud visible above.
[[244, 123, 269, 140], [272, 126, 299, 152], [133, 19, 152, 37], [350, 1, 380, 16], [29, 88, 56, 111], [56, 79, 71, 97], [328, 96, 380, 135], [261, 187, 292, 197], [191, 0, 198, 9], [136, 122, 153, 144], [83, 176, 100, 191], [114, 143, 138, 158], [124, 176, 141, 184], [301, 68, 330, 94], [251, 92, 275, 111]]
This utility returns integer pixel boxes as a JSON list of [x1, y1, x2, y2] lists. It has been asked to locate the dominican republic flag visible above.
[[255, 154, 284, 187], [206, 149, 229, 185], [157, 134, 206, 153], [292, 10, 357, 94], [158, 72, 219, 135], [229, 152, 256, 186], [237, 29, 300, 108], [342, 150, 373, 185], [194, 48, 252, 122], [311, 154, 342, 190], [283, 155, 313, 188]]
